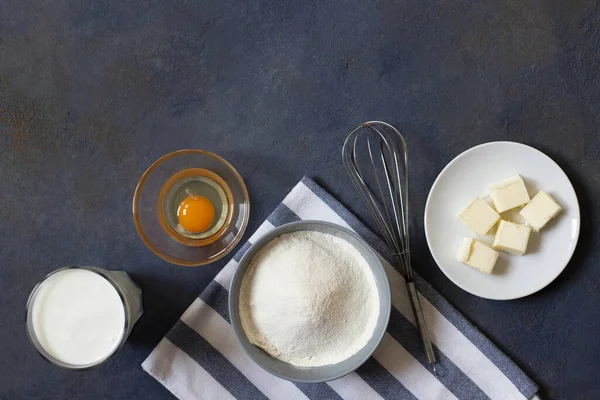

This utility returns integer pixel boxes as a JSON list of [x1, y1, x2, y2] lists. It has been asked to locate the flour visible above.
[[239, 230, 380, 367]]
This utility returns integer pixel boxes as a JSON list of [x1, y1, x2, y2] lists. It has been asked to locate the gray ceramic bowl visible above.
[[229, 220, 391, 383]]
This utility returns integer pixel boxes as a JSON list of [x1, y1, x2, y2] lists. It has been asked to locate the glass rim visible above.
[[25, 266, 130, 370]]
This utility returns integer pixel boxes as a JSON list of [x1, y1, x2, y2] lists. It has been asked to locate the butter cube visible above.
[[519, 191, 562, 231], [489, 175, 530, 213], [457, 238, 499, 274], [493, 220, 532, 255], [458, 197, 500, 235]]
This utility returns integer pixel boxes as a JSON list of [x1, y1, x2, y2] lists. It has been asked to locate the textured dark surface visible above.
[[1, 0, 599, 399]]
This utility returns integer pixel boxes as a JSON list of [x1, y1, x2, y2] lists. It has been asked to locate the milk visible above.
[[30, 269, 126, 366]]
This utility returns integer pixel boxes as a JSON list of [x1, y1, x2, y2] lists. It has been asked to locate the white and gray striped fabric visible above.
[[143, 177, 539, 400]]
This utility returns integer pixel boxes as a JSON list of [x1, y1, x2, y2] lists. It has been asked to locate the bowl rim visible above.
[[228, 220, 391, 383], [132, 149, 250, 266]]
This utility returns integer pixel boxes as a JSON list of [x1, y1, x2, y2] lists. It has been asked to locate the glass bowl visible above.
[[133, 150, 250, 266]]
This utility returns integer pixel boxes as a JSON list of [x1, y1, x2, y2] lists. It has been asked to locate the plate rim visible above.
[[424, 141, 581, 300]]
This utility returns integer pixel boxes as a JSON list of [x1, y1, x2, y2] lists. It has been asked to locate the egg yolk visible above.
[[177, 195, 215, 233]]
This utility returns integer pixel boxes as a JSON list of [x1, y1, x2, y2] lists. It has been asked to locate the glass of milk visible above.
[[26, 266, 143, 369]]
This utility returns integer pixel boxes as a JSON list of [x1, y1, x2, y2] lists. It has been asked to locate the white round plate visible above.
[[424, 141, 580, 300]]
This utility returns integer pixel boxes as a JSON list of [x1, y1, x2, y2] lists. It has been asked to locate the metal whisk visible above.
[[342, 121, 437, 373]]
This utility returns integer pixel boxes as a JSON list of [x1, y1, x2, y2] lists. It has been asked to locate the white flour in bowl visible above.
[[239, 230, 380, 367]]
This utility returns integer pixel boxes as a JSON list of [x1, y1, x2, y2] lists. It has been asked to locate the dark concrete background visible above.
[[1, 0, 599, 399]]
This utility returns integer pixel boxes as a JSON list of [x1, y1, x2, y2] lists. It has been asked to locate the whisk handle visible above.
[[406, 281, 437, 371]]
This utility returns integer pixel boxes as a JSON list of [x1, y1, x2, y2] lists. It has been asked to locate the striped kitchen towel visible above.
[[142, 177, 539, 400]]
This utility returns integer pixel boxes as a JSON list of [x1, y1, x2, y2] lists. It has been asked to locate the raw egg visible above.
[[177, 195, 215, 233]]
